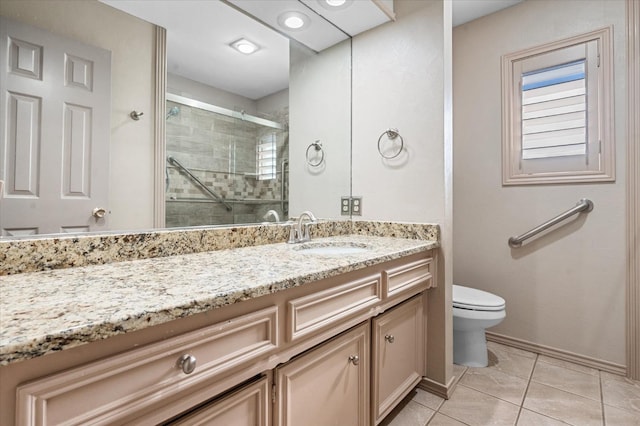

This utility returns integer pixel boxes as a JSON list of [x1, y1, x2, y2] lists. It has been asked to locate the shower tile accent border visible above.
[[0, 220, 439, 275]]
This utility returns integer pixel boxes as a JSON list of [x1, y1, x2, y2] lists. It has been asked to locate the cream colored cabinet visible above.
[[167, 375, 270, 426], [7, 251, 434, 426], [371, 296, 424, 424], [274, 323, 370, 426]]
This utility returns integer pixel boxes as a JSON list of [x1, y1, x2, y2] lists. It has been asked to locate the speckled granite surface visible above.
[[0, 235, 438, 365], [0, 220, 438, 275], [0, 220, 353, 275]]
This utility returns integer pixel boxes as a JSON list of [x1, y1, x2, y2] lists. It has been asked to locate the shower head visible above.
[[166, 106, 180, 119]]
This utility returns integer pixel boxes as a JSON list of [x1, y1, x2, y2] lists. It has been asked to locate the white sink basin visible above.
[[294, 242, 370, 256]]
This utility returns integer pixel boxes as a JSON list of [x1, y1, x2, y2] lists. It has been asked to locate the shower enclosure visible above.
[[165, 94, 288, 227]]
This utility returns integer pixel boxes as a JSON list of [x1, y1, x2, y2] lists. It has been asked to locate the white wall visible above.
[[453, 0, 627, 366], [0, 0, 156, 231], [289, 39, 351, 219], [168, 73, 257, 115], [351, 0, 453, 386]]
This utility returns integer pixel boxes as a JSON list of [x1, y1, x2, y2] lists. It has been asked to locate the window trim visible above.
[[501, 27, 615, 185]]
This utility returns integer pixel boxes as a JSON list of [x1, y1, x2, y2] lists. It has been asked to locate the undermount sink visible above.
[[293, 242, 371, 256]]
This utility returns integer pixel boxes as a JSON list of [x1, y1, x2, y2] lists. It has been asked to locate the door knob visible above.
[[385, 334, 395, 343], [348, 355, 360, 366], [92, 207, 107, 219]]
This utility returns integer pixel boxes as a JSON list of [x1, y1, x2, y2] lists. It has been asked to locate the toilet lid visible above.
[[453, 285, 506, 311]]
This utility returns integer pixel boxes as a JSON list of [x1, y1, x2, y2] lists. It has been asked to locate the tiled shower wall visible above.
[[165, 100, 289, 227]]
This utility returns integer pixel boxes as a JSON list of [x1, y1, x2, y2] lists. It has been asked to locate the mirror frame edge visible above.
[[153, 25, 167, 228]]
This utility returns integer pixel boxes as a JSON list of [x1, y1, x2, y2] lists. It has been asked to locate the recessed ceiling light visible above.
[[230, 38, 260, 55], [319, 0, 353, 10], [277, 11, 310, 31]]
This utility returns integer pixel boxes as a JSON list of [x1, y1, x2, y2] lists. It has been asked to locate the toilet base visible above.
[[453, 328, 489, 367]]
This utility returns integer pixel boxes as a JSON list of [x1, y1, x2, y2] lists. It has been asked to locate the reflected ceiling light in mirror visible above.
[[230, 38, 260, 55], [319, 0, 353, 10], [277, 11, 310, 31]]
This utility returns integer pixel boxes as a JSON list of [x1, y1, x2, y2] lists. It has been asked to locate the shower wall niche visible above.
[[165, 96, 288, 227]]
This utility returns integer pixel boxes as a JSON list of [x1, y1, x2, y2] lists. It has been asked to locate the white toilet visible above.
[[453, 285, 506, 367]]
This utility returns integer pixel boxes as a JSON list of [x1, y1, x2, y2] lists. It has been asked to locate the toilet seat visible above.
[[453, 285, 505, 311]]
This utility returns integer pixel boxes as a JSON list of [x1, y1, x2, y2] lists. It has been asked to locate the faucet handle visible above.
[[303, 223, 314, 241], [287, 223, 298, 244]]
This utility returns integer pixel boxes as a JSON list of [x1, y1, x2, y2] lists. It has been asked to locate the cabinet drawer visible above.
[[383, 257, 433, 298], [16, 306, 278, 426], [168, 375, 270, 426], [287, 274, 382, 341]]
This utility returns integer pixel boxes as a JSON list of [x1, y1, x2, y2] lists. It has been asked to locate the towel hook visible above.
[[377, 128, 404, 159], [306, 140, 325, 167], [130, 110, 144, 121]]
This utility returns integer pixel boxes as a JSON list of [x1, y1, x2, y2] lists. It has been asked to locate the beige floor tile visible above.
[[536, 355, 599, 376], [603, 404, 640, 425], [439, 385, 520, 426], [428, 413, 469, 426], [517, 409, 571, 425], [381, 400, 435, 426], [460, 365, 529, 405], [523, 382, 603, 426], [485, 343, 537, 380], [531, 361, 600, 401], [412, 388, 445, 411], [601, 372, 640, 414]]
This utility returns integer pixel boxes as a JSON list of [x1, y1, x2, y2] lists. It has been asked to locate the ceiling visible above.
[[101, 0, 524, 101]]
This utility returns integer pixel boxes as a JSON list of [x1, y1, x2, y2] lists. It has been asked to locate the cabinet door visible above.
[[168, 376, 270, 426], [371, 296, 424, 424], [275, 323, 370, 426]]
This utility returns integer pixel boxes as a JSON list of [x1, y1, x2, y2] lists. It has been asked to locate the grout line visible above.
[[515, 353, 539, 425], [599, 370, 606, 426]]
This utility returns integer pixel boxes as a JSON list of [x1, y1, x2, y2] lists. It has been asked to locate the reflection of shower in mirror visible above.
[[166, 106, 180, 119]]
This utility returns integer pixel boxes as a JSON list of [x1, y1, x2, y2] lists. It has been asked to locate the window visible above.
[[502, 27, 614, 185], [257, 133, 277, 180]]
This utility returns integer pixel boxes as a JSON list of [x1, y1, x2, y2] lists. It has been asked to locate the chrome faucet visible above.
[[263, 209, 280, 223], [288, 211, 317, 243]]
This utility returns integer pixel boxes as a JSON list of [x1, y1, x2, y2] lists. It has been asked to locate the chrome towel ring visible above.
[[377, 128, 404, 159], [306, 140, 325, 167]]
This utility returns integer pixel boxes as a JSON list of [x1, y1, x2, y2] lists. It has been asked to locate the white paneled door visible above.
[[0, 17, 111, 236]]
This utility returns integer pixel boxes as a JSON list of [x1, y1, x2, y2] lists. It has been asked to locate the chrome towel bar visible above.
[[508, 198, 594, 248]]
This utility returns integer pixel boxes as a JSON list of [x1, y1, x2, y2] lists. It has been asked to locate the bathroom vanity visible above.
[[0, 234, 438, 425]]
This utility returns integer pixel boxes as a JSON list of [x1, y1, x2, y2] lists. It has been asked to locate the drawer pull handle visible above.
[[385, 334, 395, 343], [178, 354, 197, 374], [348, 355, 360, 366]]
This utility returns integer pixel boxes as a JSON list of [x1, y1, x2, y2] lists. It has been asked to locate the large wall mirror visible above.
[[0, 0, 391, 238]]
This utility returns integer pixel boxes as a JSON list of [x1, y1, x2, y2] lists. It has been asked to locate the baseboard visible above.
[[486, 332, 627, 376], [418, 373, 458, 400]]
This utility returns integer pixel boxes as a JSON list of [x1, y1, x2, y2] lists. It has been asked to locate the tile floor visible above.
[[381, 342, 640, 426]]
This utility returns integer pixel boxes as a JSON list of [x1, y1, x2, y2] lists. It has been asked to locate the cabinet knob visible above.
[[348, 355, 360, 366], [385, 334, 395, 343], [178, 354, 197, 374]]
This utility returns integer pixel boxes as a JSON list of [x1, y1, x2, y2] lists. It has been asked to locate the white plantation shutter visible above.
[[502, 27, 614, 184], [257, 133, 276, 180], [521, 60, 587, 159]]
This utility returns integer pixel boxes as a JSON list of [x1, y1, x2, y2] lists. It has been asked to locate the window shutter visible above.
[[521, 60, 587, 160], [257, 133, 276, 180]]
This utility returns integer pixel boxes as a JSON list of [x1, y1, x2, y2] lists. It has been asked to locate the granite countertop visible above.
[[0, 235, 438, 366]]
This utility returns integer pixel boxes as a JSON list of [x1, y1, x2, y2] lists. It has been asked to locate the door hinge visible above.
[[597, 53, 601, 67], [271, 383, 276, 403]]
